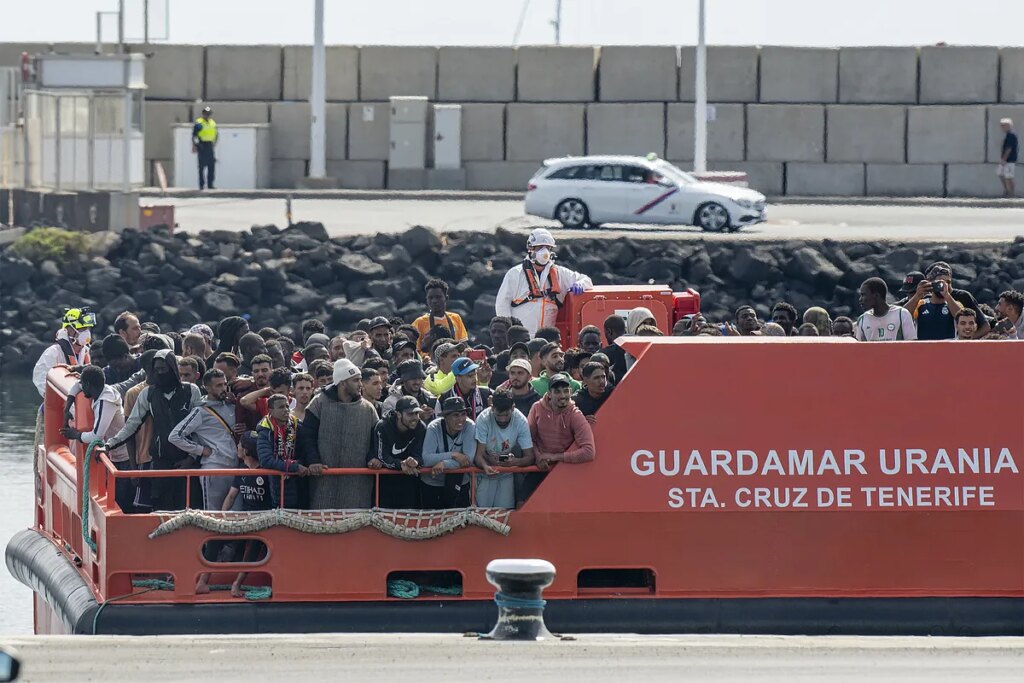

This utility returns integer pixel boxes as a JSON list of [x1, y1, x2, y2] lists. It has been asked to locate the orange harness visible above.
[[512, 260, 561, 308]]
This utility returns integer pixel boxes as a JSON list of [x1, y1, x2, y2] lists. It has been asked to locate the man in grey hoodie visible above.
[[169, 368, 240, 512]]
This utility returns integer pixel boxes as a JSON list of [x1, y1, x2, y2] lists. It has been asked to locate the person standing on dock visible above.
[[192, 106, 218, 190]]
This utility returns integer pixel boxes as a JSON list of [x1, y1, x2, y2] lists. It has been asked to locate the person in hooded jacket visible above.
[[368, 396, 426, 509], [61, 365, 134, 512], [106, 349, 203, 511], [382, 359, 436, 420]]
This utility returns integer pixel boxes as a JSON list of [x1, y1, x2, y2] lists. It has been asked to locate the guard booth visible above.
[[23, 53, 146, 192]]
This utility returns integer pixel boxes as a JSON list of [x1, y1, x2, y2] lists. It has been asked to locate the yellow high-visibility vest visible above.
[[195, 117, 217, 142]]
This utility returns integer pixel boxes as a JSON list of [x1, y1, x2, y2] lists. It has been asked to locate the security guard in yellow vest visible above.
[[192, 106, 218, 190]]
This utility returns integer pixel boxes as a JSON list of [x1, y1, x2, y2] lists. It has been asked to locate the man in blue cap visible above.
[[435, 356, 492, 421]]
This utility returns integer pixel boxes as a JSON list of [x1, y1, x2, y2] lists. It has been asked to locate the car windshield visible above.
[[652, 161, 696, 185]]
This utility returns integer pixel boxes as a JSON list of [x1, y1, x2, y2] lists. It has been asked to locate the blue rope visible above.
[[494, 592, 547, 610], [387, 579, 463, 599], [82, 439, 103, 552]]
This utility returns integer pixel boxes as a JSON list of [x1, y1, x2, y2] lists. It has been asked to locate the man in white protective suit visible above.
[[495, 228, 593, 336]]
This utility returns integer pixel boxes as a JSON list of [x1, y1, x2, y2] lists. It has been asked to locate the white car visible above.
[[524, 155, 767, 232]]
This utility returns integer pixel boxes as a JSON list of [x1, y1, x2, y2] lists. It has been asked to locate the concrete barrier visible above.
[[271, 159, 307, 189], [359, 46, 437, 100], [587, 103, 665, 156], [919, 46, 998, 104], [438, 47, 516, 102], [865, 164, 945, 196], [667, 103, 744, 161], [201, 102, 270, 123], [326, 104, 349, 160], [709, 161, 784, 196], [465, 161, 539, 190], [826, 105, 906, 162], [679, 46, 760, 102], [388, 168, 428, 190], [461, 104, 506, 161], [205, 45, 283, 100], [907, 106, 986, 163], [505, 104, 584, 161], [130, 44, 205, 101], [326, 160, 386, 189], [759, 47, 838, 103], [270, 102, 311, 160], [347, 103, 390, 160], [986, 106, 1024, 162], [598, 46, 677, 102], [516, 46, 596, 102], [946, 163, 1003, 197], [746, 105, 825, 162], [1000, 48, 1024, 103], [144, 102, 192, 160], [838, 47, 918, 104], [282, 45, 359, 102], [786, 162, 865, 196]]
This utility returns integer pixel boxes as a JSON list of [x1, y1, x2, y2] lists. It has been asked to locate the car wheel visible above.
[[695, 202, 730, 232], [555, 198, 589, 229]]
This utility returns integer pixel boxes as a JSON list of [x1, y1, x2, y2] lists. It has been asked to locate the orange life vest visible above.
[[512, 260, 561, 308]]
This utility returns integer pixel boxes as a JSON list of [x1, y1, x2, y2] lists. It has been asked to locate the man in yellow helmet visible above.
[[192, 106, 218, 190], [32, 307, 95, 398]]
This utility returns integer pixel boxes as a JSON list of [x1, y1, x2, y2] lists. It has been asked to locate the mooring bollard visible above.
[[482, 558, 556, 641]]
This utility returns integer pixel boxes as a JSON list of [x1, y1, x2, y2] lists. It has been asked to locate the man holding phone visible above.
[[903, 262, 990, 340], [473, 391, 534, 509]]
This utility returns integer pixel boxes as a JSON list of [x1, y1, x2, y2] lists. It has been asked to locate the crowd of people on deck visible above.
[[33, 229, 1024, 526]]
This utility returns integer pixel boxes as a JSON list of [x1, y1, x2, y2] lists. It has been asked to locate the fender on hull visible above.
[[5, 529, 99, 634]]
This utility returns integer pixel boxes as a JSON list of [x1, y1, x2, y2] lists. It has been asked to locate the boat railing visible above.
[[90, 449, 543, 511]]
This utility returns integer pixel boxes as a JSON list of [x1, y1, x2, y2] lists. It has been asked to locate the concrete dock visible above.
[[2, 634, 1024, 682]]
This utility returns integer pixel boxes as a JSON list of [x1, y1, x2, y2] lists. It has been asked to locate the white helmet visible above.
[[526, 228, 556, 250]]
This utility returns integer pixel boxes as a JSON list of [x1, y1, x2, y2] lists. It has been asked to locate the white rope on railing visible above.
[[148, 507, 512, 541]]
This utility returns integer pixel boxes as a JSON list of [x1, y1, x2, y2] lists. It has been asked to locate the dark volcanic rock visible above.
[[335, 253, 386, 281]]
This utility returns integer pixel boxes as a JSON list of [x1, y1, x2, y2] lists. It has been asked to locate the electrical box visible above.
[[390, 96, 428, 124], [172, 123, 271, 189], [390, 122, 427, 170], [433, 104, 462, 170]]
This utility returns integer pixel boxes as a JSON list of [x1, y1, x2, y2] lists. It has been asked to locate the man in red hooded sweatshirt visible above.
[[527, 372, 596, 471]]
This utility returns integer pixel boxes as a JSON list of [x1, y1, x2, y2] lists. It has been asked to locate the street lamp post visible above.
[[693, 0, 707, 174], [309, 0, 326, 179]]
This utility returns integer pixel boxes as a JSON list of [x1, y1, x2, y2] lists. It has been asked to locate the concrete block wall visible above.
[[7, 42, 1018, 195]]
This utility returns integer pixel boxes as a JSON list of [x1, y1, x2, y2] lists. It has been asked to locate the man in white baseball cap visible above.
[[495, 228, 593, 336]]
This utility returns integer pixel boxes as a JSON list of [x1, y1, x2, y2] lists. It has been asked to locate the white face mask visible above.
[[532, 247, 552, 266], [77, 330, 92, 345]]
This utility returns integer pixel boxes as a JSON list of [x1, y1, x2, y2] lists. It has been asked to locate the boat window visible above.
[[387, 570, 463, 598], [577, 568, 656, 595], [201, 538, 268, 564]]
